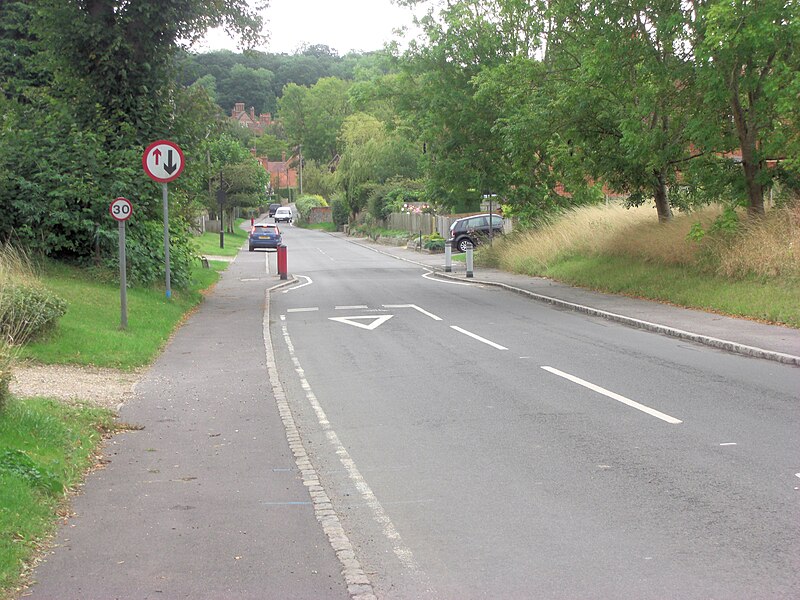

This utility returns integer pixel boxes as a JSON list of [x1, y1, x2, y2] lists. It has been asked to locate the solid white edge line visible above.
[[262, 289, 378, 599], [450, 326, 508, 350], [541, 366, 682, 424], [280, 321, 421, 576], [287, 307, 319, 313], [422, 270, 473, 286]]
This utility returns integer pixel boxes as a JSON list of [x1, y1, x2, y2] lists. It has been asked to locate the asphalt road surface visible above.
[[28, 223, 798, 600], [269, 225, 799, 599]]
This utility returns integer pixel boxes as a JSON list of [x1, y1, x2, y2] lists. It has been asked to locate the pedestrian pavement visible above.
[[338, 234, 800, 366]]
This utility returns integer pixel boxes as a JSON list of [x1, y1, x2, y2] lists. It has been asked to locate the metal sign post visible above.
[[142, 140, 185, 299], [109, 197, 133, 329]]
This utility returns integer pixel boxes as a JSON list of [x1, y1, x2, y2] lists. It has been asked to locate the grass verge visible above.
[[481, 203, 799, 327], [192, 226, 247, 258], [0, 397, 117, 598], [20, 259, 223, 370]]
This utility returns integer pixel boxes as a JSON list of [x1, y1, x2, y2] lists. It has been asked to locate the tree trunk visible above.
[[653, 170, 673, 223], [730, 81, 765, 216]]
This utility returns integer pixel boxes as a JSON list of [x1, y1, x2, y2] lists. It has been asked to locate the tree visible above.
[[545, 0, 702, 222], [395, 0, 545, 212], [37, 0, 264, 142], [694, 0, 799, 215]]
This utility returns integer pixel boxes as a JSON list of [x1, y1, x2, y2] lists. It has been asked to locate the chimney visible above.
[[260, 113, 271, 125], [281, 151, 286, 162], [250, 106, 255, 121], [234, 102, 244, 116]]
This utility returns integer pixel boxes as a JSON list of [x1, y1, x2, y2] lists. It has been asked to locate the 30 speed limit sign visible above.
[[109, 197, 133, 221]]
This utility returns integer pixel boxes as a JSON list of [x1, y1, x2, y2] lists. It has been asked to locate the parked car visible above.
[[448, 213, 505, 252], [274, 206, 293, 223], [268, 203, 281, 217], [249, 223, 282, 251]]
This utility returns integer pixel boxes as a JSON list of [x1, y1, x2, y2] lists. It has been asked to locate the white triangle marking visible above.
[[328, 315, 394, 330]]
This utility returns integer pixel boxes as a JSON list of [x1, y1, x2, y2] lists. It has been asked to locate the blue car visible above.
[[249, 223, 282, 251]]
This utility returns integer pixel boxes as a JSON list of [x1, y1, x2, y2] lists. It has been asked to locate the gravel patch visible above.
[[9, 363, 143, 412]]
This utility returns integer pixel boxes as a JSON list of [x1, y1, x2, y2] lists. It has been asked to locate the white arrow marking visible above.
[[329, 315, 394, 330]]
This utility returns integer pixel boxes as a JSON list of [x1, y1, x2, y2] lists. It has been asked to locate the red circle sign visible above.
[[142, 140, 185, 183], [110, 197, 133, 221]]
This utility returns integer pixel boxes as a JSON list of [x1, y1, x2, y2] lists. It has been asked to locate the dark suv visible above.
[[268, 203, 281, 217], [448, 214, 505, 252]]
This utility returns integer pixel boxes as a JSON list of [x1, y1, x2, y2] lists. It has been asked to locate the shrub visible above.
[[0, 284, 67, 344], [331, 195, 349, 231], [295, 194, 328, 223]]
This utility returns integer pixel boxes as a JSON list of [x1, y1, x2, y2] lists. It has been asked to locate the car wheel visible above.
[[249, 245, 254, 252], [457, 237, 474, 252]]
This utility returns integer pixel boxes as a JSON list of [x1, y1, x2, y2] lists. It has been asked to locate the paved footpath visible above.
[[27, 247, 349, 599]]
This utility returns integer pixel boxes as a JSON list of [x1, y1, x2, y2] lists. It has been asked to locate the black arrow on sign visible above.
[[163, 149, 177, 174]]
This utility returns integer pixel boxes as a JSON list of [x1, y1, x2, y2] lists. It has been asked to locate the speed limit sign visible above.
[[110, 197, 133, 221]]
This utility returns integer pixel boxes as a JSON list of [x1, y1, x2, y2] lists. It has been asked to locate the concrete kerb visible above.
[[342, 236, 800, 367], [432, 271, 800, 367]]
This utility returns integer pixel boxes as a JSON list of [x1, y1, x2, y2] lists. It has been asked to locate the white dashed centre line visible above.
[[541, 366, 682, 424]]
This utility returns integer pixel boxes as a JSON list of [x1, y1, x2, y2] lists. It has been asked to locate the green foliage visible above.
[[0, 284, 67, 345], [113, 221, 197, 288], [423, 232, 446, 251], [295, 194, 328, 222], [367, 179, 425, 221], [330, 194, 350, 230], [0, 397, 116, 594], [0, 449, 62, 495]]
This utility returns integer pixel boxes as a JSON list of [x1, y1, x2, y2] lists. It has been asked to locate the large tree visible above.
[[37, 0, 265, 142], [693, 0, 799, 215]]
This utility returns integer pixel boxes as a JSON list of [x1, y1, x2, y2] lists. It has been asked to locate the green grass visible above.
[[0, 397, 116, 597], [192, 226, 248, 257], [19, 260, 222, 370], [519, 254, 800, 327], [302, 222, 336, 232]]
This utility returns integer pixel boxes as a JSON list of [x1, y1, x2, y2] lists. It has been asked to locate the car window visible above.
[[490, 215, 503, 227], [469, 216, 488, 228], [253, 225, 279, 233]]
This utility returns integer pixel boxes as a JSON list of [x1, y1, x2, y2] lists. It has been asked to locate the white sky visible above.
[[195, 0, 421, 55]]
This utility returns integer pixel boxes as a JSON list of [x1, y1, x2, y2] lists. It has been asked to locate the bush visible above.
[[423, 232, 446, 252], [295, 194, 328, 223], [100, 220, 196, 288], [0, 284, 67, 345], [331, 195, 349, 231]]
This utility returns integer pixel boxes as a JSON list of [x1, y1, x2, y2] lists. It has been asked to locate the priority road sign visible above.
[[142, 140, 184, 183]]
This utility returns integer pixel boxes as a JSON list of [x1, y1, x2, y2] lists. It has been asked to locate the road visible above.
[[267, 225, 799, 599]]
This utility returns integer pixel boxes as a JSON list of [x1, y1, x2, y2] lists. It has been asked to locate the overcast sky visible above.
[[196, 0, 421, 55]]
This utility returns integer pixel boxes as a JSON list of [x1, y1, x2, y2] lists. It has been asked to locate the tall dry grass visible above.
[[491, 203, 799, 281]]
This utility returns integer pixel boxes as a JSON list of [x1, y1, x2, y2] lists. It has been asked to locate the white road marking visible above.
[[541, 366, 682, 424], [262, 291, 378, 597], [383, 304, 443, 321], [450, 326, 508, 350], [280, 322, 421, 573], [335, 305, 369, 310], [317, 248, 335, 261], [719, 443, 738, 446], [282, 275, 313, 293], [422, 270, 473, 285], [329, 315, 394, 330], [287, 307, 319, 313]]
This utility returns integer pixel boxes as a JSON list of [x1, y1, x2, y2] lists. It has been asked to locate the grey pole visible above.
[[445, 242, 452, 272], [162, 182, 171, 299], [119, 220, 128, 329], [466, 242, 474, 278]]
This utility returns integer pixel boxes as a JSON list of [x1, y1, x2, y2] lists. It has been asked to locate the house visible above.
[[230, 102, 274, 135], [253, 150, 298, 190]]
